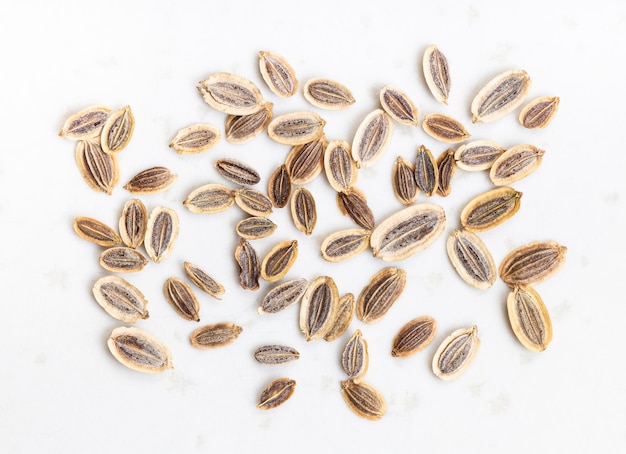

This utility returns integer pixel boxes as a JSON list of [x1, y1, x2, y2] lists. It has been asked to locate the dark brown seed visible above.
[[391, 316, 437, 357], [183, 261, 225, 299], [324, 293, 356, 342], [190, 322, 243, 349], [436, 149, 456, 197], [233, 188, 273, 217], [460, 187, 522, 232], [414, 145, 439, 197], [225, 102, 273, 144], [107, 327, 172, 373], [254, 345, 300, 365], [267, 164, 291, 208], [214, 158, 260, 186], [73, 216, 121, 247], [119, 198, 148, 249], [291, 187, 317, 235], [257, 378, 296, 410], [100, 105, 134, 155], [340, 380, 387, 421], [259, 278, 308, 314], [422, 113, 470, 143], [499, 241, 567, 287], [356, 267, 407, 324], [163, 277, 200, 322], [183, 183, 235, 214], [235, 216, 277, 240], [299, 276, 339, 341], [123, 166, 178, 194], [59, 106, 110, 140], [260, 240, 298, 282], [320, 229, 371, 263], [235, 238, 260, 291], [391, 156, 418, 205], [336, 187, 375, 230], [75, 139, 119, 194], [144, 207, 179, 263], [285, 136, 327, 185], [519, 96, 559, 129], [169, 123, 221, 154], [99, 247, 149, 272]]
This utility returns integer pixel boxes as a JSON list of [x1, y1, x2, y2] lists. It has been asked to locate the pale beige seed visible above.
[[254, 345, 300, 365], [267, 111, 326, 146], [336, 187, 375, 230], [100, 105, 135, 155], [446, 229, 497, 290], [75, 139, 119, 194], [99, 247, 149, 273], [303, 78, 355, 110], [233, 188, 273, 217], [190, 322, 243, 349], [214, 157, 261, 186], [119, 198, 147, 249], [324, 140, 358, 192], [285, 135, 327, 185], [163, 277, 200, 322], [489, 144, 545, 186], [259, 278, 308, 314], [259, 51, 299, 97], [169, 123, 221, 154], [183, 261, 225, 300], [340, 380, 386, 421], [499, 241, 567, 287], [320, 229, 371, 263], [432, 325, 481, 381], [391, 156, 418, 205], [379, 85, 419, 126], [422, 113, 470, 143], [352, 109, 393, 168], [235, 238, 260, 291], [507, 285, 553, 352], [73, 216, 121, 247], [391, 316, 437, 357], [235, 216, 277, 240], [260, 240, 298, 282], [519, 96, 560, 129], [197, 72, 264, 115], [59, 105, 110, 140], [107, 327, 172, 374], [414, 145, 439, 197], [183, 183, 235, 214], [299, 276, 339, 341], [454, 140, 504, 171], [436, 149, 456, 197], [423, 45, 451, 104], [267, 164, 291, 208], [291, 187, 317, 235], [92, 276, 149, 323], [225, 102, 273, 144], [356, 267, 406, 324], [123, 166, 178, 194], [257, 378, 296, 410], [341, 329, 369, 382], [460, 187, 522, 232], [144, 207, 179, 264], [324, 293, 356, 342], [471, 69, 532, 124], [370, 203, 446, 261]]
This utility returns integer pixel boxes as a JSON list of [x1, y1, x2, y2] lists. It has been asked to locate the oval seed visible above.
[[423, 44, 451, 104], [267, 111, 326, 146], [260, 240, 298, 282], [499, 241, 567, 287], [169, 123, 221, 154], [341, 329, 369, 382], [92, 276, 149, 323], [299, 276, 339, 341], [507, 285, 553, 352], [460, 187, 522, 232], [356, 267, 406, 324], [254, 345, 300, 365], [352, 109, 393, 168], [324, 140, 358, 192], [489, 144, 545, 186], [290, 187, 317, 235], [163, 277, 200, 322], [235, 216, 277, 240], [303, 78, 355, 110], [197, 72, 264, 115], [233, 188, 273, 217], [75, 139, 119, 195], [183, 183, 235, 214], [119, 198, 147, 249], [59, 105, 110, 140], [446, 229, 497, 290], [235, 238, 260, 291], [257, 378, 296, 410], [340, 380, 386, 421], [422, 113, 470, 143], [107, 327, 173, 374], [225, 102, 273, 144], [285, 136, 327, 185], [123, 166, 178, 194], [267, 164, 292, 208], [391, 156, 418, 205], [324, 293, 355, 342], [144, 207, 179, 263], [471, 69, 531, 123], [73, 216, 121, 247], [190, 322, 243, 349], [259, 278, 308, 314], [100, 105, 135, 155], [320, 229, 371, 263], [183, 261, 225, 299], [519, 96, 560, 129], [432, 325, 481, 381], [259, 51, 298, 97], [436, 148, 456, 197], [99, 246, 148, 273], [379, 85, 419, 126], [336, 187, 375, 230], [214, 157, 261, 186], [414, 145, 439, 197], [391, 316, 437, 357], [454, 140, 504, 171]]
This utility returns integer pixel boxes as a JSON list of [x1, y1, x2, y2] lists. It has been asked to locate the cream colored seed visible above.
[[100, 105, 134, 155], [499, 241, 567, 287], [324, 140, 358, 192], [324, 293, 355, 342], [183, 261, 225, 299], [379, 85, 419, 126], [59, 105, 111, 140], [183, 183, 235, 214], [299, 276, 339, 341], [259, 278, 308, 314], [423, 45, 451, 104], [190, 322, 243, 349], [75, 139, 119, 195], [446, 229, 497, 290], [519, 96, 560, 129], [235, 238, 260, 291], [225, 102, 273, 144], [489, 144, 545, 186], [119, 198, 147, 249], [320, 229, 371, 263], [454, 140, 504, 171], [471, 69, 531, 123], [73, 216, 121, 247], [144, 207, 179, 263], [107, 327, 172, 374], [340, 380, 387, 421], [422, 113, 470, 143], [169, 123, 221, 154], [254, 345, 300, 365], [235, 216, 277, 240], [257, 378, 296, 410], [233, 188, 273, 217], [341, 329, 369, 382], [267, 163, 292, 209], [123, 166, 178, 194], [414, 144, 439, 197], [291, 187, 317, 235], [432, 325, 480, 381], [460, 187, 522, 232], [352, 109, 393, 168], [259, 51, 299, 98], [391, 156, 418, 205], [267, 111, 326, 146], [260, 240, 298, 283], [92, 276, 149, 323], [303, 78, 355, 110], [99, 246, 148, 273], [214, 157, 261, 186], [507, 285, 553, 352], [197, 72, 264, 115]]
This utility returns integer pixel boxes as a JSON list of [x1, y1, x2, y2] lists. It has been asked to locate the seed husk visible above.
[[190, 322, 243, 349], [73, 216, 121, 247], [351, 109, 393, 168], [446, 229, 497, 290], [59, 105, 110, 140], [285, 135, 327, 185], [519, 96, 560, 129], [432, 325, 480, 381], [499, 241, 567, 287], [341, 329, 369, 382], [370, 203, 446, 262], [254, 345, 300, 365], [414, 144, 439, 197], [123, 166, 178, 194], [119, 198, 148, 249], [183, 183, 235, 214], [233, 188, 273, 217], [163, 277, 200, 322], [324, 140, 358, 192], [423, 44, 451, 104], [454, 140, 504, 171], [235, 216, 277, 240], [436, 149, 456, 197], [75, 139, 119, 195], [257, 378, 296, 410], [107, 327, 173, 374], [214, 157, 261, 186], [144, 207, 179, 263], [267, 111, 326, 146], [356, 267, 406, 324], [92, 276, 149, 323], [336, 187, 375, 230], [324, 293, 355, 342], [489, 144, 545, 186], [507, 285, 553, 352], [259, 278, 308, 314], [471, 69, 531, 124], [391, 316, 437, 357], [267, 164, 292, 208], [460, 186, 522, 232], [259, 51, 298, 98], [198, 72, 264, 115], [379, 85, 419, 126], [303, 77, 355, 110], [299, 276, 339, 341], [99, 246, 149, 273], [235, 238, 260, 291], [183, 261, 225, 300], [225, 102, 273, 144], [320, 229, 371, 263], [260, 240, 298, 282], [169, 123, 221, 154], [100, 105, 134, 155], [391, 156, 418, 205], [422, 113, 470, 143], [340, 380, 386, 421], [291, 187, 317, 235]]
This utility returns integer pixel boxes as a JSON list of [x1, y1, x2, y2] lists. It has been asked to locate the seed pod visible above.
[[59, 105, 110, 140], [235, 238, 260, 291], [340, 380, 386, 421], [99, 247, 149, 273], [432, 325, 480, 381], [285, 136, 326, 185], [324, 140, 358, 192], [352, 109, 393, 168], [379, 85, 419, 126], [107, 327, 173, 374], [320, 229, 371, 263], [391, 316, 437, 357], [499, 241, 567, 287], [100, 105, 135, 155], [73, 216, 121, 247], [92, 276, 149, 323], [471, 69, 531, 123], [225, 102, 273, 144], [183, 262, 225, 300], [446, 229, 497, 290], [256, 378, 296, 410], [341, 329, 369, 382], [169, 123, 220, 154], [214, 158, 261, 186], [324, 293, 356, 342], [299, 276, 339, 341], [303, 78, 355, 110], [198, 72, 264, 115], [519, 96, 560, 129], [423, 45, 451, 104], [356, 267, 406, 323], [460, 187, 522, 232], [391, 156, 418, 205], [267, 111, 326, 146], [190, 322, 243, 349], [290, 187, 317, 235], [259, 51, 298, 98], [422, 113, 470, 143], [414, 145, 438, 197], [454, 140, 504, 171], [119, 198, 147, 249], [336, 187, 375, 230], [260, 240, 298, 282], [123, 166, 178, 194], [259, 278, 308, 314], [489, 144, 545, 186], [144, 207, 179, 263], [183, 183, 235, 214]]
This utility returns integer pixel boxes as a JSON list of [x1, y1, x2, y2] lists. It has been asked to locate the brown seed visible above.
[[233, 188, 273, 217], [340, 380, 386, 421], [356, 267, 406, 324], [163, 277, 201, 322], [299, 276, 339, 341], [432, 325, 481, 381], [519, 96, 560, 129], [254, 345, 300, 365], [436, 149, 456, 197], [471, 69, 532, 123], [183, 183, 235, 214], [59, 105, 110, 140], [351, 109, 393, 168], [267, 164, 292, 208], [291, 188, 317, 235], [423, 45, 451, 104], [391, 316, 437, 357], [75, 139, 119, 195], [454, 140, 504, 171], [320, 229, 371, 263], [324, 140, 358, 192], [92, 276, 149, 323], [260, 240, 298, 282], [499, 241, 567, 287], [257, 378, 296, 410], [119, 198, 148, 249], [214, 157, 261, 186], [422, 113, 470, 143], [336, 187, 375, 230], [259, 278, 308, 314], [107, 327, 173, 374], [341, 329, 369, 382], [379, 85, 419, 126], [235, 238, 260, 291], [446, 229, 497, 290], [460, 187, 522, 232], [259, 51, 299, 98], [414, 145, 439, 197], [123, 166, 178, 194], [235, 216, 277, 240], [190, 322, 243, 349], [225, 102, 273, 144], [303, 78, 355, 110], [285, 136, 327, 185], [489, 144, 545, 186], [100, 105, 134, 155], [507, 285, 553, 352], [99, 246, 149, 273], [73, 216, 121, 247], [183, 261, 225, 300], [144, 207, 179, 263], [267, 111, 326, 146], [169, 123, 221, 154], [391, 156, 418, 205], [324, 293, 356, 342], [197, 72, 264, 115]]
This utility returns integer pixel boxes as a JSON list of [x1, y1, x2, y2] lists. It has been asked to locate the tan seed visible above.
[[233, 188, 273, 217], [259, 278, 308, 314], [299, 276, 339, 341], [235, 238, 260, 291], [303, 77, 355, 110], [99, 246, 148, 273], [92, 276, 149, 323], [169, 123, 221, 154], [183, 183, 235, 214], [324, 293, 356, 342], [379, 85, 419, 126], [107, 327, 172, 374], [471, 69, 532, 123], [225, 102, 273, 144], [75, 139, 119, 195], [285, 135, 326, 185], [356, 267, 406, 324], [73, 216, 121, 247], [144, 207, 179, 263], [391, 156, 418, 205], [507, 285, 553, 352], [267, 164, 292, 209], [119, 198, 147, 249], [414, 144, 439, 197], [519, 96, 560, 129], [391, 316, 437, 357], [290, 187, 317, 235], [123, 166, 178, 194], [197, 72, 263, 115], [320, 229, 371, 263], [163, 277, 200, 322], [183, 261, 225, 300], [446, 229, 497, 290], [341, 329, 369, 382], [423, 45, 451, 104], [432, 325, 481, 381], [324, 140, 358, 192], [267, 111, 326, 146], [190, 322, 243, 349], [499, 241, 567, 287], [59, 105, 110, 140], [254, 345, 300, 365], [235, 216, 277, 240], [436, 148, 456, 197], [422, 113, 470, 143], [351, 109, 393, 168], [259, 51, 299, 98], [336, 187, 375, 230], [214, 157, 260, 186], [340, 380, 386, 421], [257, 378, 296, 410], [454, 140, 504, 171], [460, 186, 522, 232], [489, 144, 545, 186], [260, 240, 298, 282], [100, 105, 134, 155]]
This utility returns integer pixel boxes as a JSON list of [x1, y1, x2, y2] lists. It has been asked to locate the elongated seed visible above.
[[267, 111, 326, 145], [303, 78, 355, 110], [100, 105, 134, 155], [340, 380, 386, 421], [225, 102, 273, 144], [59, 105, 110, 140], [336, 187, 375, 230], [324, 140, 358, 192], [507, 285, 553, 352], [519, 96, 560, 129], [169, 123, 220, 154], [471, 69, 531, 123], [320, 229, 371, 263], [92, 276, 149, 323], [214, 157, 260, 186], [391, 156, 418, 205], [352, 109, 393, 168], [260, 240, 298, 282], [324, 293, 355, 342], [259, 51, 298, 97], [123, 166, 178, 194], [299, 276, 339, 341], [73, 216, 121, 247], [454, 140, 504, 171], [183, 183, 235, 214], [341, 329, 369, 382], [285, 136, 326, 185], [198, 72, 264, 115], [183, 261, 225, 299], [291, 187, 317, 235], [460, 187, 522, 232], [422, 113, 470, 143], [233, 188, 273, 217], [379, 85, 419, 126], [499, 241, 567, 287], [423, 45, 451, 104], [489, 144, 545, 186], [107, 327, 173, 373], [356, 267, 406, 323], [144, 207, 179, 263], [414, 145, 439, 197], [119, 198, 147, 249], [163, 277, 200, 322], [446, 229, 497, 290], [257, 378, 296, 410], [259, 278, 308, 314], [99, 247, 148, 272], [432, 325, 480, 380], [190, 322, 243, 349], [436, 149, 456, 197], [267, 164, 291, 208], [235, 216, 277, 240], [75, 139, 119, 194], [235, 238, 260, 291], [391, 316, 437, 357], [254, 345, 300, 365]]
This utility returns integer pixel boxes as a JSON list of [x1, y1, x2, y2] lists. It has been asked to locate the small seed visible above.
[[123, 166, 178, 194], [446, 229, 497, 290], [320, 229, 371, 263], [75, 139, 119, 195], [190, 322, 243, 349], [436, 149, 456, 197], [423, 44, 451, 104], [259, 278, 308, 314], [59, 105, 110, 140], [259, 51, 298, 98], [225, 102, 273, 144], [163, 277, 200, 322], [291, 187, 317, 235], [422, 113, 470, 143], [351, 109, 393, 168], [73, 216, 121, 247], [100, 105, 134, 155], [198, 72, 263, 115], [507, 285, 553, 352], [214, 157, 261, 186], [183, 183, 235, 214], [489, 144, 545, 186], [379, 85, 419, 126], [285, 136, 327, 185], [92, 276, 149, 323], [254, 345, 300, 365], [235, 238, 260, 291], [414, 144, 439, 197], [454, 140, 504, 171], [233, 188, 273, 217], [119, 198, 147, 249], [299, 276, 339, 341], [340, 380, 386, 421], [107, 326, 173, 374], [341, 329, 369, 382], [324, 293, 355, 342], [303, 78, 355, 110], [144, 207, 179, 263], [519, 96, 560, 129], [183, 261, 225, 300], [257, 378, 296, 410], [99, 246, 148, 273], [356, 267, 406, 324], [235, 216, 277, 240], [391, 156, 418, 205], [460, 187, 522, 232], [336, 187, 375, 230], [471, 69, 531, 123], [169, 123, 221, 154], [267, 164, 292, 208], [324, 140, 358, 192], [499, 241, 567, 287], [432, 326, 481, 380], [267, 111, 326, 146], [260, 240, 298, 283], [391, 316, 437, 357]]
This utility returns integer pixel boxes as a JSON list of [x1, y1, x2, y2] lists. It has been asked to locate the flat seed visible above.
[[59, 105, 110, 140], [391, 316, 437, 357], [92, 276, 149, 323], [291, 187, 317, 235], [460, 187, 522, 232], [341, 329, 369, 382], [471, 69, 532, 124], [370, 203, 446, 262], [75, 139, 119, 195], [379, 85, 419, 126], [257, 378, 296, 410], [507, 285, 553, 352], [391, 156, 418, 205], [100, 105, 134, 155], [235, 216, 277, 240], [303, 78, 355, 110], [183, 261, 225, 299], [352, 109, 393, 168], [423, 45, 451, 104], [320, 229, 371, 263], [259, 51, 298, 97], [144, 207, 179, 263], [356, 267, 406, 324], [446, 229, 496, 290], [259, 278, 308, 314], [225, 102, 273, 144], [169, 123, 221, 154], [163, 277, 200, 322], [107, 327, 172, 373], [254, 345, 300, 365], [499, 241, 567, 287], [123, 166, 178, 194], [197, 72, 263, 115], [285, 136, 327, 185], [190, 322, 243, 349], [436, 149, 456, 197], [214, 157, 261, 186], [454, 140, 504, 171], [336, 187, 375, 230], [299, 276, 339, 341], [489, 144, 545, 186], [340, 380, 386, 421], [432, 325, 481, 381], [324, 140, 358, 192], [324, 293, 355, 342], [422, 113, 470, 143], [183, 183, 235, 214], [233, 188, 273, 217], [235, 238, 260, 291], [119, 198, 147, 249], [260, 240, 298, 282], [267, 164, 292, 208], [414, 145, 439, 197], [267, 111, 326, 146], [99, 246, 148, 273], [73, 216, 121, 247], [519, 96, 560, 129]]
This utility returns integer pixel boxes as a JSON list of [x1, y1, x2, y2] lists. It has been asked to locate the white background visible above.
[[1, 1, 624, 453]]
